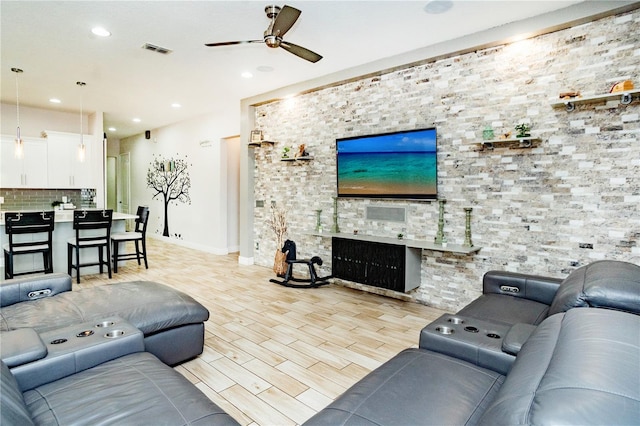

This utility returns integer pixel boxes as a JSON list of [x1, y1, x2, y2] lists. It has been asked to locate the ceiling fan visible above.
[[205, 5, 322, 63]]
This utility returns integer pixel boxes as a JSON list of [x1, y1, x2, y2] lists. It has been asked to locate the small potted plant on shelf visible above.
[[515, 123, 531, 138], [51, 200, 62, 210], [282, 146, 290, 159]]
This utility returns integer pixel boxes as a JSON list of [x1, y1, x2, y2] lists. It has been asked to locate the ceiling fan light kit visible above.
[[205, 4, 322, 63]]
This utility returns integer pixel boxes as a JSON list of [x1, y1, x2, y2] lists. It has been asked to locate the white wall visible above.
[[119, 110, 240, 255], [0, 102, 86, 137], [226, 136, 241, 252]]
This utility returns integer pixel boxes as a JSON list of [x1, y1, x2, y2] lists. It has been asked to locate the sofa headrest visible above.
[[548, 260, 640, 316], [0, 273, 72, 307], [479, 308, 640, 425]]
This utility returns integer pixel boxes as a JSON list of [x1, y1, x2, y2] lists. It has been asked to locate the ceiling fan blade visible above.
[[205, 40, 263, 47], [280, 41, 322, 63], [271, 5, 301, 37]]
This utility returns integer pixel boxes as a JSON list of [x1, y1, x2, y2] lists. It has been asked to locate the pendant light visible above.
[[11, 67, 24, 159], [77, 81, 86, 162]]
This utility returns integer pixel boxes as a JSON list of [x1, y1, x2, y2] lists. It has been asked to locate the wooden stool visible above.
[[67, 210, 113, 284], [3, 211, 55, 279]]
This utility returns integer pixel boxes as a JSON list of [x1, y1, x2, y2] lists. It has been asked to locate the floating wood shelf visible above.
[[281, 156, 313, 161], [310, 232, 481, 255], [248, 140, 275, 147], [479, 137, 541, 150], [550, 89, 640, 111]]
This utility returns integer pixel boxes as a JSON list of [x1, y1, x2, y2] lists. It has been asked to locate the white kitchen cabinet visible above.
[[0, 135, 48, 188], [44, 130, 94, 189]]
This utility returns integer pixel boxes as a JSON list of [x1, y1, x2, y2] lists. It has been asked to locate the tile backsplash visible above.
[[0, 188, 96, 211]]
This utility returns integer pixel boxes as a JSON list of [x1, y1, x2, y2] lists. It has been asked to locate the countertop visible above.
[[0, 210, 137, 225]]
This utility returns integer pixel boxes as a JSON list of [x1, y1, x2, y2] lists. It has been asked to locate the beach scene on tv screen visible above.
[[337, 129, 437, 198]]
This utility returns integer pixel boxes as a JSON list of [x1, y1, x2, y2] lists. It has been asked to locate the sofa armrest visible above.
[[11, 318, 145, 391], [501, 323, 537, 356], [483, 271, 563, 306], [0, 329, 47, 367], [0, 273, 72, 307]]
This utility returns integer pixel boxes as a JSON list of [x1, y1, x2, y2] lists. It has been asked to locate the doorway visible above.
[[106, 157, 117, 211], [117, 152, 131, 214]]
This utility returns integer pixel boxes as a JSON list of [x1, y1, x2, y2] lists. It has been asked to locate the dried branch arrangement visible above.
[[269, 205, 288, 249]]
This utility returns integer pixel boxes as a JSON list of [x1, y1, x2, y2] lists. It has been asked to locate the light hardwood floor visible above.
[[78, 238, 448, 425]]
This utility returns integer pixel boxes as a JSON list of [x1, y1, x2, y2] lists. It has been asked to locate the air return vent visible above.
[[366, 206, 406, 222], [141, 43, 173, 55]]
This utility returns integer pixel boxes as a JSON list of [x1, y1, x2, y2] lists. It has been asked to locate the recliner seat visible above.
[[1, 352, 239, 425], [305, 307, 640, 425]]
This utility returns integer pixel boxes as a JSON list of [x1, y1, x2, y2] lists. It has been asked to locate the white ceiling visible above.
[[1, 0, 614, 140]]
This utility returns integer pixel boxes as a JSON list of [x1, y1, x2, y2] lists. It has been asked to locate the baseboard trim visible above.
[[147, 234, 229, 255]]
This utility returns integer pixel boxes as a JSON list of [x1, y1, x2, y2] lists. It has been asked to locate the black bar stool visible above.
[[3, 211, 55, 279], [67, 209, 113, 283], [111, 206, 149, 273]]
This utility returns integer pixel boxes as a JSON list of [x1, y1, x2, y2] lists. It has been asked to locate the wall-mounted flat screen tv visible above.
[[337, 127, 437, 199]]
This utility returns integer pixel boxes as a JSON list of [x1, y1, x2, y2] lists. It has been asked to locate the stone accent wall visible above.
[[252, 10, 640, 312]]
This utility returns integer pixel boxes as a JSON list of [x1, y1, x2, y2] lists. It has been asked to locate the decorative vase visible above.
[[315, 209, 322, 233], [482, 126, 494, 140], [331, 197, 340, 233], [463, 207, 474, 247]]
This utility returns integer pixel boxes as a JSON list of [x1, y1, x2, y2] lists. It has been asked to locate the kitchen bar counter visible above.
[[1, 210, 138, 278], [0, 210, 137, 225]]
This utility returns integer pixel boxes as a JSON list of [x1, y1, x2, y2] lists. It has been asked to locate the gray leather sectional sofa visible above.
[[3, 261, 639, 425], [305, 260, 640, 425], [0, 273, 239, 425], [0, 273, 209, 365]]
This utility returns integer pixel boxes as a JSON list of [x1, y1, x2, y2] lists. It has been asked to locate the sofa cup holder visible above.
[[432, 317, 506, 345], [95, 320, 116, 328], [76, 330, 94, 338], [104, 330, 125, 339]]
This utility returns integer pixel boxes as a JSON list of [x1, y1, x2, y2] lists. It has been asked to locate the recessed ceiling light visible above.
[[424, 1, 453, 14], [91, 27, 111, 37], [49, 98, 61, 104], [241, 71, 253, 79], [171, 103, 181, 108], [132, 118, 141, 123], [108, 127, 116, 131]]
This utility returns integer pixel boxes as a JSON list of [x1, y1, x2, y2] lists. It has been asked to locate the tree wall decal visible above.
[[147, 154, 191, 237]]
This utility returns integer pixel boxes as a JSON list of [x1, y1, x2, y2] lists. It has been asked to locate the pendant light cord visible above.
[[77, 81, 86, 162], [77, 81, 86, 144], [15, 72, 19, 130], [11, 68, 23, 139]]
